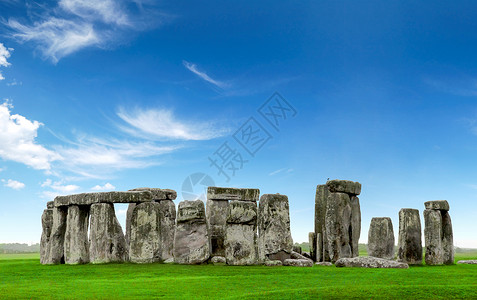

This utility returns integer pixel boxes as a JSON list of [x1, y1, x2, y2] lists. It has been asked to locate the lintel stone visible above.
[[424, 200, 449, 211], [207, 187, 260, 201], [128, 187, 177, 200], [54, 191, 153, 207]]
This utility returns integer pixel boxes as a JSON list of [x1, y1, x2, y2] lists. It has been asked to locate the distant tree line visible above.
[[0, 243, 40, 253]]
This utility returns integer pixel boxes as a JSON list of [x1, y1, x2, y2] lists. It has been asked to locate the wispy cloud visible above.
[[117, 106, 228, 140], [269, 168, 294, 176], [0, 101, 61, 170], [3, 179, 25, 190], [91, 182, 115, 191], [425, 77, 477, 97], [0, 43, 13, 80], [183, 60, 229, 89], [5, 0, 165, 63], [41, 178, 79, 193]]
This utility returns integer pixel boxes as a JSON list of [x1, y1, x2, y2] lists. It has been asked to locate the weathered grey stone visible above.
[[326, 180, 361, 195], [291, 251, 313, 262], [267, 250, 292, 262], [158, 200, 176, 260], [226, 200, 257, 225], [125, 203, 136, 247], [424, 209, 444, 265], [129, 202, 162, 263], [64, 205, 90, 264], [293, 245, 302, 255], [335, 256, 409, 269], [46, 201, 54, 209], [350, 196, 361, 257], [315, 262, 333, 266], [128, 187, 177, 200], [283, 259, 313, 267], [325, 192, 352, 263], [442, 211, 454, 265], [309, 232, 316, 261], [164, 258, 174, 264], [314, 185, 329, 262], [424, 200, 449, 211], [303, 252, 312, 259], [264, 260, 283, 266], [206, 199, 228, 257], [54, 191, 153, 207], [89, 203, 128, 264], [317, 232, 323, 262], [46, 207, 68, 264], [173, 200, 210, 264], [258, 194, 293, 262], [211, 256, 226, 264], [207, 187, 260, 201], [457, 260, 477, 264], [40, 209, 53, 264], [367, 217, 395, 260], [397, 208, 422, 265]]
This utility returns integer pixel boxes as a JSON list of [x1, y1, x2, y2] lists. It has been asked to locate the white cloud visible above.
[[41, 179, 79, 193], [117, 107, 227, 140], [183, 60, 228, 89], [3, 179, 25, 190], [91, 182, 115, 191], [0, 101, 61, 170], [59, 0, 130, 26], [0, 43, 13, 80], [269, 168, 294, 176]]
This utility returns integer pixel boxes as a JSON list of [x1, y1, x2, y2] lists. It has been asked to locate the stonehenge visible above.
[[424, 200, 454, 265], [367, 217, 395, 260], [314, 180, 361, 263], [397, 208, 422, 265]]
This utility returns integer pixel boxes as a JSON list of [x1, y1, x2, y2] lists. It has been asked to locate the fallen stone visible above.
[[397, 208, 422, 265], [335, 256, 409, 269], [89, 203, 128, 264], [325, 192, 352, 263], [211, 256, 226, 265], [368, 217, 395, 260], [128, 187, 177, 200], [258, 194, 293, 262], [64, 205, 90, 264], [291, 251, 312, 262], [457, 260, 477, 264], [46, 207, 68, 264], [315, 262, 333, 266], [226, 200, 257, 225], [206, 199, 229, 257], [173, 200, 210, 264], [164, 258, 174, 264], [40, 209, 53, 264], [54, 191, 153, 207], [207, 187, 260, 201], [326, 180, 361, 195], [264, 260, 283, 266], [129, 202, 162, 263], [283, 259, 313, 267], [158, 200, 176, 260], [424, 200, 449, 211], [424, 209, 444, 265], [302, 252, 312, 260]]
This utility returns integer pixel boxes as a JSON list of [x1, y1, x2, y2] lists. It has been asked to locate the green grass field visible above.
[[1, 252, 477, 299]]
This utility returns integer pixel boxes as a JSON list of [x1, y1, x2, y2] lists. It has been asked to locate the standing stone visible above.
[[424, 200, 454, 265], [40, 209, 53, 264], [316, 233, 323, 262], [158, 200, 176, 260], [397, 208, 422, 265], [206, 199, 229, 257], [350, 196, 361, 257], [125, 203, 136, 247], [225, 200, 257, 265], [64, 205, 90, 264], [309, 232, 316, 261], [258, 194, 293, 262], [367, 217, 395, 260], [46, 206, 68, 264], [89, 203, 128, 264], [129, 202, 162, 263], [314, 185, 329, 261], [173, 200, 210, 264], [325, 192, 352, 262]]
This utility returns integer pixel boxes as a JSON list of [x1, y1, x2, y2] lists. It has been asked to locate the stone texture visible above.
[[225, 200, 257, 265], [293, 245, 302, 254], [367, 217, 395, 260], [173, 200, 210, 264], [211, 256, 226, 264], [283, 259, 313, 267], [40, 209, 53, 264], [325, 192, 352, 263], [206, 199, 229, 257], [55, 191, 153, 207], [457, 260, 477, 264], [314, 185, 329, 262], [158, 200, 176, 260], [397, 208, 422, 265], [326, 180, 361, 195], [442, 211, 454, 265], [47, 201, 54, 209], [315, 262, 333, 266], [424, 209, 444, 265], [309, 232, 316, 261], [258, 194, 293, 262], [64, 205, 90, 264], [291, 251, 313, 262], [424, 200, 449, 211], [46, 207, 68, 264], [125, 203, 136, 247], [350, 196, 361, 258], [316, 233, 323, 262], [207, 187, 260, 201], [265, 260, 283, 266], [335, 256, 409, 269], [129, 202, 162, 263], [129, 187, 177, 200], [89, 203, 128, 264]]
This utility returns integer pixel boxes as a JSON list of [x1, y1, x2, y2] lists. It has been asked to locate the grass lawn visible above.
[[1, 252, 477, 299]]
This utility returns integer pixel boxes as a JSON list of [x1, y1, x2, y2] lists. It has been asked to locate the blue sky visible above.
[[1, 0, 477, 247]]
